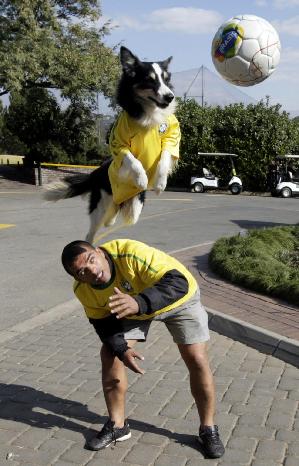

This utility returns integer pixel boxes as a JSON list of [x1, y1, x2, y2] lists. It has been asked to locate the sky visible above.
[[100, 0, 299, 115]]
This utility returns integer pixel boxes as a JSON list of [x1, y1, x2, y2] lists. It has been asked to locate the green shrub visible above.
[[209, 225, 299, 304]]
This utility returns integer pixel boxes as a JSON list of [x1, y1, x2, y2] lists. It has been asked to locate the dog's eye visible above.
[[146, 75, 156, 83], [163, 72, 170, 82]]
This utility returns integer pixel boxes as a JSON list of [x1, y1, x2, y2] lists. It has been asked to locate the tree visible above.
[[213, 100, 299, 190], [172, 99, 217, 184], [0, 1, 120, 106], [4, 88, 109, 164], [54, 101, 110, 164], [4, 88, 63, 163], [0, 100, 4, 150], [171, 98, 299, 191]]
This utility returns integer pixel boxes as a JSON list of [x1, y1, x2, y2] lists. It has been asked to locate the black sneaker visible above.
[[86, 418, 131, 451], [197, 425, 225, 458]]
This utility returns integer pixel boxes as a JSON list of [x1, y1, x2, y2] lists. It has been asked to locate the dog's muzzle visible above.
[[149, 93, 174, 108]]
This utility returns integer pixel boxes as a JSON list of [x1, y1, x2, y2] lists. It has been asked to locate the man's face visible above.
[[70, 247, 112, 285]]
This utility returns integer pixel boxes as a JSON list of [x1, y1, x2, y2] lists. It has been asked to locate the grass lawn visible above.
[[209, 225, 299, 305]]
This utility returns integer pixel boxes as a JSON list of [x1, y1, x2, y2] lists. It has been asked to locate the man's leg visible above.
[[177, 341, 215, 426], [86, 339, 137, 451], [178, 341, 225, 458], [101, 339, 137, 427]]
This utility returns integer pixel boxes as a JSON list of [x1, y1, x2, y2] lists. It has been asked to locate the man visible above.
[[61, 238, 225, 459]]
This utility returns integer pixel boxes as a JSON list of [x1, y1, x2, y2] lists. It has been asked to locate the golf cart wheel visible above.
[[230, 183, 242, 195], [193, 182, 204, 193], [281, 187, 292, 198]]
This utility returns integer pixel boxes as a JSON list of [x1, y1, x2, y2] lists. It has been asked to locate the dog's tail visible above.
[[43, 174, 93, 201], [43, 160, 112, 202]]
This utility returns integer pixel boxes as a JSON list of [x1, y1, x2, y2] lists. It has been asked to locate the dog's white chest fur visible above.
[[136, 98, 176, 128]]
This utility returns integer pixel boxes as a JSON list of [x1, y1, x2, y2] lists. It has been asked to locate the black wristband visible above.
[[111, 340, 129, 360]]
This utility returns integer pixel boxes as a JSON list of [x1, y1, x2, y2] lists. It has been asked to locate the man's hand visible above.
[[122, 348, 145, 374], [109, 287, 139, 318]]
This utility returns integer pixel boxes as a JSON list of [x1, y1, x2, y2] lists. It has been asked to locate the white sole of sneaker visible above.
[[117, 432, 132, 442], [104, 432, 132, 448]]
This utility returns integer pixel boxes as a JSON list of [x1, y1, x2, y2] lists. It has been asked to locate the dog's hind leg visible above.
[[121, 192, 146, 225], [86, 191, 119, 244], [103, 200, 120, 227]]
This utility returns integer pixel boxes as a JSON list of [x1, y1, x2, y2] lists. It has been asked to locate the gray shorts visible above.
[[122, 289, 210, 345]]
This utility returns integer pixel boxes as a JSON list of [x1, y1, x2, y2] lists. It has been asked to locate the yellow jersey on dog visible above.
[[108, 111, 181, 205]]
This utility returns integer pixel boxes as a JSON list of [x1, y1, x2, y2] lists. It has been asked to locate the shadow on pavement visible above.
[[0, 383, 204, 454], [230, 219, 294, 229]]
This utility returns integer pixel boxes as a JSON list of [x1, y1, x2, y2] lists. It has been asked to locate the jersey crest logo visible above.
[[120, 280, 133, 292], [159, 122, 168, 133]]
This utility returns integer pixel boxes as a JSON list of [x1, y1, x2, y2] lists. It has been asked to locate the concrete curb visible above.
[[0, 299, 80, 344], [207, 306, 299, 368], [1, 298, 298, 368]]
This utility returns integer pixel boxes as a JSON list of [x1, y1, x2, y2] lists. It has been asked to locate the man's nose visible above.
[[86, 265, 96, 278]]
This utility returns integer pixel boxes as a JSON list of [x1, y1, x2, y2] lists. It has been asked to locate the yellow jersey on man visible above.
[[74, 239, 197, 320]]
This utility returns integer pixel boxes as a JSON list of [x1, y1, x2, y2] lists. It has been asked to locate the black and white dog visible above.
[[44, 47, 180, 243]]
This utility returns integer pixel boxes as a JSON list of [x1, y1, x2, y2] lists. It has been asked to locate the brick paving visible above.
[[0, 302, 298, 466]]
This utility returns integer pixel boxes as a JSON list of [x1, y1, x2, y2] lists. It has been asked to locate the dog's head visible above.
[[117, 47, 175, 123]]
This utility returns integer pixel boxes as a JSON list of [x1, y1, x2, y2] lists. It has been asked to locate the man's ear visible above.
[[120, 46, 140, 76]]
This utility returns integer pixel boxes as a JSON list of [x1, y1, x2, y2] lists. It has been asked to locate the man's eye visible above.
[[79, 270, 85, 277], [90, 257, 94, 264]]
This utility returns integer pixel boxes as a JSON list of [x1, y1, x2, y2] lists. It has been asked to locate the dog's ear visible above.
[[161, 56, 173, 69], [120, 46, 140, 76]]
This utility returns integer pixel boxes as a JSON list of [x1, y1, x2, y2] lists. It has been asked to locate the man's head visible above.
[[61, 240, 112, 285]]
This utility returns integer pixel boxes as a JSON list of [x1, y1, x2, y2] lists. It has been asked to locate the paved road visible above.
[[0, 184, 299, 466], [0, 186, 298, 329]]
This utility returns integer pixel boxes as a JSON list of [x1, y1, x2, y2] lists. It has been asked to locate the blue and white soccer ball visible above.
[[211, 14, 281, 87]]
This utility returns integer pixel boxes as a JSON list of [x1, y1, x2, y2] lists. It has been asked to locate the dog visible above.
[[44, 46, 181, 243]]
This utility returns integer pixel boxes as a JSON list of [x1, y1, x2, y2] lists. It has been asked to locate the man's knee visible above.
[[179, 342, 211, 371]]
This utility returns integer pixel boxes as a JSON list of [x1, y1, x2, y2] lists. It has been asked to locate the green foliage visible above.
[[0, 100, 4, 150], [5, 88, 61, 163], [0, 1, 120, 106], [209, 226, 299, 305], [1, 96, 27, 154], [171, 100, 217, 185], [52, 102, 109, 164], [172, 98, 299, 190], [4, 87, 107, 164]]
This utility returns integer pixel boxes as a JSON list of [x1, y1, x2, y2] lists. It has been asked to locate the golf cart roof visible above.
[[197, 152, 238, 157], [276, 154, 299, 160]]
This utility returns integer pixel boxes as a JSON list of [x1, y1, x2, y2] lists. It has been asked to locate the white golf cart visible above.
[[271, 154, 299, 198], [190, 152, 242, 195]]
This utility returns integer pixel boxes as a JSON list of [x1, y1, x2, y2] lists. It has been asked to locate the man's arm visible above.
[[90, 314, 145, 374], [135, 269, 188, 315], [109, 269, 189, 318], [90, 314, 128, 359]]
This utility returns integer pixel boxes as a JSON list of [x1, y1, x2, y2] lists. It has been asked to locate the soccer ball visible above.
[[211, 14, 281, 87]]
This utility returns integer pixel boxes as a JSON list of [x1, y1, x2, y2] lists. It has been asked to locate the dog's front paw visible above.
[[134, 170, 148, 190], [154, 175, 167, 194]]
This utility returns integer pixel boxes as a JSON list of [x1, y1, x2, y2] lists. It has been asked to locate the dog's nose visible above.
[[164, 93, 174, 103]]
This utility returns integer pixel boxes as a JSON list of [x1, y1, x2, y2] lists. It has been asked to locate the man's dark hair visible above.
[[61, 240, 94, 275]]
